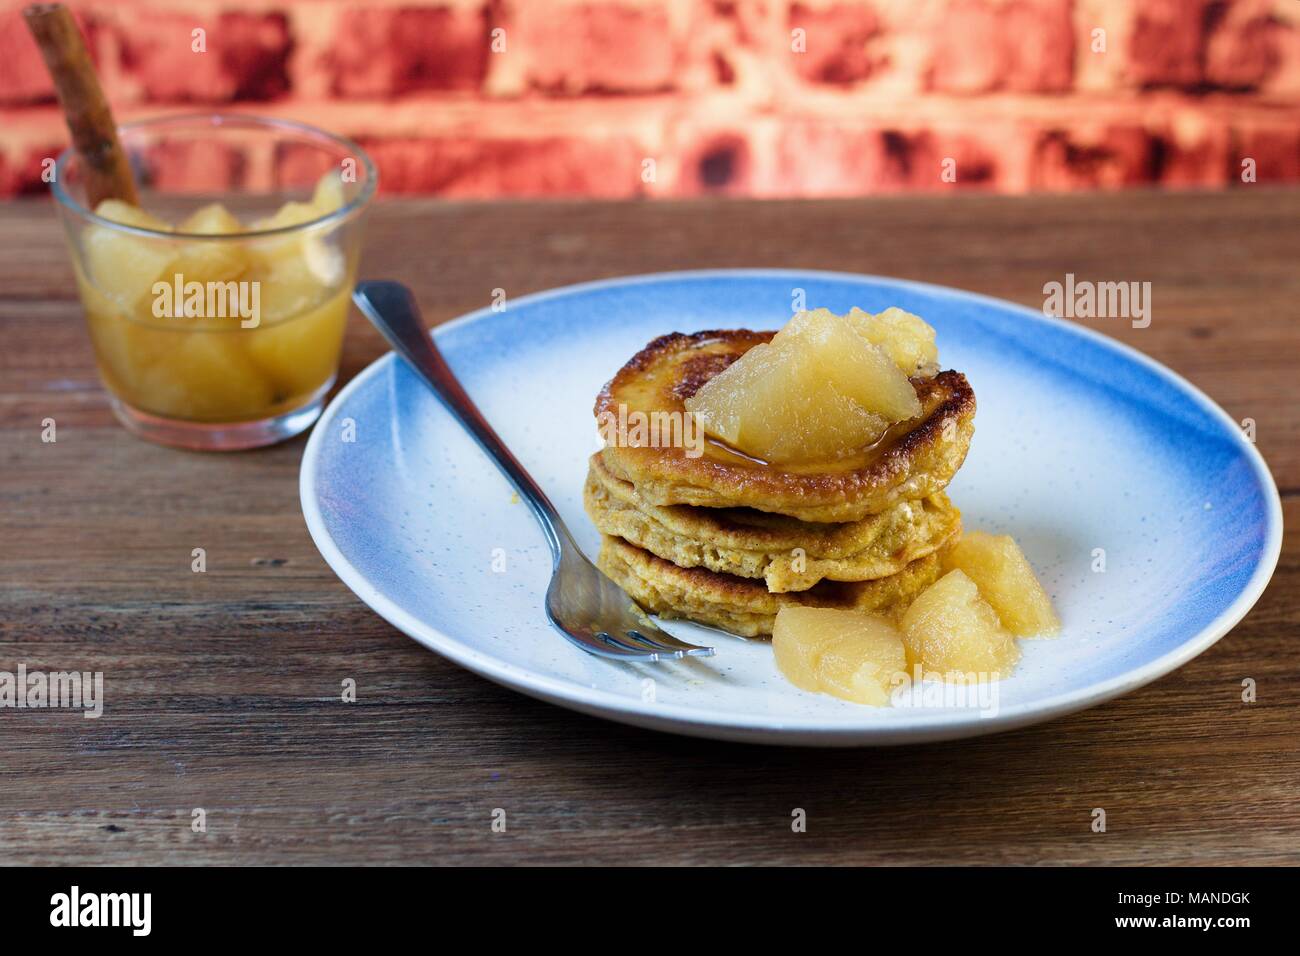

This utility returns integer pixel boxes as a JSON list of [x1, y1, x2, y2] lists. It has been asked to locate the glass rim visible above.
[[51, 111, 378, 241]]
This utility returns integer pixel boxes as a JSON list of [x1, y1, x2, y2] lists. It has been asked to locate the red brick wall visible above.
[[3, 0, 1298, 198]]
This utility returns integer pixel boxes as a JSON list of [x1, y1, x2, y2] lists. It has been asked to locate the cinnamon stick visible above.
[[24, 3, 138, 208]]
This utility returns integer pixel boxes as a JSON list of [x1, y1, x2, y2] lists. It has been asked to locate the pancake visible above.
[[598, 535, 945, 638], [595, 330, 975, 523], [584, 452, 962, 592]]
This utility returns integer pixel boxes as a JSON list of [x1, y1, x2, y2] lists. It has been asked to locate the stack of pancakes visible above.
[[585, 330, 976, 637]]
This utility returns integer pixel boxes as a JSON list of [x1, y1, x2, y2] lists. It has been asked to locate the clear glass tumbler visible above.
[[52, 113, 376, 450]]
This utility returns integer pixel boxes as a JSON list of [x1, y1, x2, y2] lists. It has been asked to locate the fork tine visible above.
[[624, 629, 685, 660], [582, 633, 662, 662], [626, 625, 716, 658], [596, 629, 664, 661], [545, 609, 664, 661]]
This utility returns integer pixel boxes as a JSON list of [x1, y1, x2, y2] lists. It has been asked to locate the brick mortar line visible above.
[[2, 92, 1298, 143], [0, 188, 1298, 214]]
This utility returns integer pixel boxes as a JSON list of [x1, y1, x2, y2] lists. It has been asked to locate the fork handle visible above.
[[353, 281, 566, 558]]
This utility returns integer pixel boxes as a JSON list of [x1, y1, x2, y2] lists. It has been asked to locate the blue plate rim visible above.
[[300, 268, 1283, 744]]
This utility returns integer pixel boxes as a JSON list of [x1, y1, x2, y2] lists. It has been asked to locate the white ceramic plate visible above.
[[300, 270, 1281, 745]]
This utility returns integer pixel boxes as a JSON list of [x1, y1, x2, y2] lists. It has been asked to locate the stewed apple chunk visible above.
[[684, 308, 919, 464], [310, 171, 347, 214], [84, 200, 176, 311], [245, 282, 350, 398], [172, 202, 249, 285], [772, 605, 840, 692], [248, 172, 347, 267], [773, 607, 908, 705], [942, 532, 1060, 637], [685, 338, 889, 464], [818, 622, 910, 706], [900, 569, 1020, 678], [784, 309, 922, 421], [848, 307, 939, 377], [133, 332, 274, 421]]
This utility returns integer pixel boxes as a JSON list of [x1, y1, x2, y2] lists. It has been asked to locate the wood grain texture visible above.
[[0, 191, 1296, 866]]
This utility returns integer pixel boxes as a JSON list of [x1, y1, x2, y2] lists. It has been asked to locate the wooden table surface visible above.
[[1, 191, 1296, 866]]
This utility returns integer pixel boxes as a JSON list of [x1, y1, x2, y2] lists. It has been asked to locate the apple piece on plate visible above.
[[772, 606, 841, 692], [783, 308, 922, 421], [684, 308, 921, 464], [900, 569, 1020, 679], [942, 532, 1060, 637], [686, 338, 890, 464], [680, 340, 767, 450], [773, 606, 908, 705], [816, 617, 909, 706], [848, 306, 939, 377]]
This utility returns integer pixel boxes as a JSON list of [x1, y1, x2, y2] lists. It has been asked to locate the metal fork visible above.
[[352, 281, 715, 662]]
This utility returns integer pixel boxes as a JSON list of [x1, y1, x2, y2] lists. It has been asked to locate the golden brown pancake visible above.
[[595, 330, 976, 523], [598, 535, 945, 638], [584, 452, 961, 593]]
